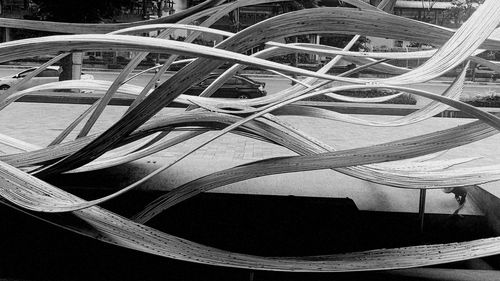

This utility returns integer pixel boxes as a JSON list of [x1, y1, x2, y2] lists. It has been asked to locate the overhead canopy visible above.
[[395, 1, 454, 10]]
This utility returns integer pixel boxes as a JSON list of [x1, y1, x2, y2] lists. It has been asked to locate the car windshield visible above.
[[16, 69, 34, 78], [235, 76, 256, 85], [15, 68, 59, 78], [36, 69, 59, 77], [198, 75, 257, 87]]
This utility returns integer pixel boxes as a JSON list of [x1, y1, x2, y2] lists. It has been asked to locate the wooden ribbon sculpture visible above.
[[1, 0, 500, 272]]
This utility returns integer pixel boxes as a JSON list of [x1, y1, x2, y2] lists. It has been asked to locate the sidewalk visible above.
[[1, 102, 498, 215], [2, 63, 500, 86]]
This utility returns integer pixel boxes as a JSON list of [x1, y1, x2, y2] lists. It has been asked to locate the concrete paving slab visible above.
[[0, 102, 498, 215]]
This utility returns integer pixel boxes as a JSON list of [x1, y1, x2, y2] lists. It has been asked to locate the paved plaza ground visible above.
[[1, 101, 499, 216]]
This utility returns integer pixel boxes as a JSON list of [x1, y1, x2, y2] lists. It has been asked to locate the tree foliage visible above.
[[319, 35, 370, 52], [447, 0, 484, 26], [31, 0, 135, 23]]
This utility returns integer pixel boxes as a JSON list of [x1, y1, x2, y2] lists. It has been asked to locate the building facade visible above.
[[0, 0, 470, 68]]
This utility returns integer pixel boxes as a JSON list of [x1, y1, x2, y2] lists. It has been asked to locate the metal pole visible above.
[[418, 189, 427, 234]]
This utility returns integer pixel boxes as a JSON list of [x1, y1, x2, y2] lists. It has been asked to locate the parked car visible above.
[[0, 66, 94, 91], [474, 65, 500, 81], [185, 74, 266, 99]]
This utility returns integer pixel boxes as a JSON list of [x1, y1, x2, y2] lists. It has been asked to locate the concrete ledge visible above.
[[50, 156, 482, 215], [16, 92, 500, 118], [469, 185, 500, 234]]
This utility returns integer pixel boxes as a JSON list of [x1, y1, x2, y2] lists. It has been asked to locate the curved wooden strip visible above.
[[0, 53, 69, 103], [0, 0, 225, 34], [122, 59, 194, 84], [48, 101, 102, 146], [33, 6, 466, 176], [130, 78, 500, 222], [0, 75, 492, 197], [71, 130, 206, 173], [470, 56, 500, 74], [380, 0, 500, 84], [3, 86, 500, 212], [123, 0, 294, 115], [110, 23, 234, 37], [3, 161, 500, 272], [269, 65, 467, 127], [1, 104, 490, 190], [0, 133, 41, 152], [3, 0, 500, 272], [341, 0, 382, 11], [267, 41, 438, 59], [76, 0, 298, 138], [0, 80, 142, 111]]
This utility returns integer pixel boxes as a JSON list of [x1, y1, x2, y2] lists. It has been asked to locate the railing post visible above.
[[418, 189, 427, 234]]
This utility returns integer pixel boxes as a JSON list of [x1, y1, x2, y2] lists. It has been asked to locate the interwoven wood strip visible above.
[[1, 0, 500, 272]]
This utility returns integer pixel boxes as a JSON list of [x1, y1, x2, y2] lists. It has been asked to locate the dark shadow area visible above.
[[0, 191, 498, 281]]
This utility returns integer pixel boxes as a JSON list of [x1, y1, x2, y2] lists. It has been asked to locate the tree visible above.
[[31, 0, 135, 23], [29, 0, 137, 81], [444, 1, 500, 61], [446, 0, 484, 27], [320, 35, 370, 52]]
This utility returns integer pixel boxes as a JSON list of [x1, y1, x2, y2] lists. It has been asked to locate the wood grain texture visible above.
[[1, 0, 500, 273]]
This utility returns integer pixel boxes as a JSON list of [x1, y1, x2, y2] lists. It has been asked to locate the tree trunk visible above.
[[59, 53, 82, 81]]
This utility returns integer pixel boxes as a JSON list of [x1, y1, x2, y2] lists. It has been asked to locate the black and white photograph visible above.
[[0, 0, 500, 280]]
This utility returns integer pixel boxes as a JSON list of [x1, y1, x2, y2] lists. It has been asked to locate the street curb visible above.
[[1, 64, 499, 85]]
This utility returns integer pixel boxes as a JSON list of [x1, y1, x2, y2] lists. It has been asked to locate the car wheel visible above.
[[0, 85, 10, 90], [238, 94, 249, 99]]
